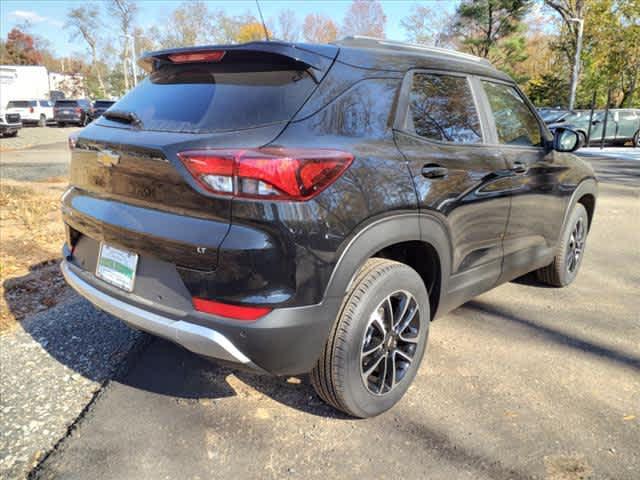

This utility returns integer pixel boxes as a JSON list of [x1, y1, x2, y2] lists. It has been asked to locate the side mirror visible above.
[[553, 127, 580, 152]]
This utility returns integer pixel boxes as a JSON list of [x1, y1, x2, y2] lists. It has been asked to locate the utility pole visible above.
[[568, 18, 584, 110]]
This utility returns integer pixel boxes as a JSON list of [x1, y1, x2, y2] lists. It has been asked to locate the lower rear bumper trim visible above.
[[60, 260, 254, 366]]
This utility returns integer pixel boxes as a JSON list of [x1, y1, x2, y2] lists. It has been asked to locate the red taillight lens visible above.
[[75, 107, 81, 113], [178, 148, 353, 201], [192, 297, 271, 321], [168, 50, 225, 64], [29, 107, 34, 113]]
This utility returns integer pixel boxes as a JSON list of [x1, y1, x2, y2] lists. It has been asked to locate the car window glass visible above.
[[620, 111, 638, 121], [408, 73, 483, 144], [482, 81, 542, 147]]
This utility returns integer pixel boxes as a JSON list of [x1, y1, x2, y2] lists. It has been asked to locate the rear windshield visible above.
[[97, 64, 316, 133], [8, 101, 36, 108], [55, 100, 79, 107], [94, 101, 115, 108]]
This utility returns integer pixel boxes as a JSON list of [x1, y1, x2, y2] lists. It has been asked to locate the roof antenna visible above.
[[255, 0, 270, 41]]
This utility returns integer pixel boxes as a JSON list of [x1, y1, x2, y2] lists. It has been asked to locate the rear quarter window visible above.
[[98, 64, 317, 133], [407, 73, 483, 144]]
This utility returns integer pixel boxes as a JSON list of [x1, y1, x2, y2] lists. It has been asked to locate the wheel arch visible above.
[[323, 212, 451, 320], [560, 178, 598, 237]]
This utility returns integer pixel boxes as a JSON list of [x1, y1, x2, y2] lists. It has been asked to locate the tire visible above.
[[58, 122, 66, 128], [633, 130, 639, 148], [6, 131, 18, 137], [578, 131, 587, 148], [38, 114, 46, 127], [311, 258, 430, 418], [536, 204, 589, 287]]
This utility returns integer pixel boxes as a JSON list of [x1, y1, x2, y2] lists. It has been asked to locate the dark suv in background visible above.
[[61, 38, 597, 417], [54, 99, 92, 126], [90, 100, 117, 120]]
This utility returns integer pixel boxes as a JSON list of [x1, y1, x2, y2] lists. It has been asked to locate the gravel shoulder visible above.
[[0, 297, 143, 479]]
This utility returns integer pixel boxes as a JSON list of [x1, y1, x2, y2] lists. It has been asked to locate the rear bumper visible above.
[[61, 259, 341, 375], [61, 260, 260, 368], [0, 123, 21, 133]]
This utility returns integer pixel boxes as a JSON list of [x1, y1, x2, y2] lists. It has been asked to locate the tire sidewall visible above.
[[338, 265, 430, 417]]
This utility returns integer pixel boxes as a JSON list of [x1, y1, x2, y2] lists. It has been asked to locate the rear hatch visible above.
[[6, 100, 36, 119], [67, 42, 338, 271], [55, 100, 81, 118]]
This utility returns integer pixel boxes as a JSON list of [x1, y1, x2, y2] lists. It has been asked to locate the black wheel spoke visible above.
[[361, 291, 421, 396]]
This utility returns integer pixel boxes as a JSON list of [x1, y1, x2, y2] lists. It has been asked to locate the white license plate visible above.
[[96, 243, 138, 292]]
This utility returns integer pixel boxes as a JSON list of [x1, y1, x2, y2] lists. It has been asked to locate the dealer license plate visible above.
[[96, 243, 138, 292]]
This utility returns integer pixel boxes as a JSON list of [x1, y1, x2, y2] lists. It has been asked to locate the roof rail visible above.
[[336, 36, 493, 67]]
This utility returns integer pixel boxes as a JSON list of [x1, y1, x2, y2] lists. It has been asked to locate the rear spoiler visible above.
[[138, 41, 339, 79]]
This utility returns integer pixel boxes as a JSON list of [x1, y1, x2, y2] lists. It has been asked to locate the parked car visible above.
[[549, 109, 640, 147], [54, 99, 92, 126], [0, 108, 21, 137], [60, 38, 597, 418], [6, 99, 54, 127], [538, 107, 571, 124], [90, 100, 116, 120]]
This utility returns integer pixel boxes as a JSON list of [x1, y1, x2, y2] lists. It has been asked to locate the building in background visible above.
[[48, 72, 87, 100]]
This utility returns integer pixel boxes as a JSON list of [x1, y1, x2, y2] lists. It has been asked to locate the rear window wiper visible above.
[[103, 110, 143, 128]]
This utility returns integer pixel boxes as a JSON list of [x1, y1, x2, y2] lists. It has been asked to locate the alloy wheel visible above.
[[566, 217, 586, 273], [360, 290, 421, 395]]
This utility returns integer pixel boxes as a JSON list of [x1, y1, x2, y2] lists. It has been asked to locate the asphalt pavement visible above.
[[25, 150, 640, 479]]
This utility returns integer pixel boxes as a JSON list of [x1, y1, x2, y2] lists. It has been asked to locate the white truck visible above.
[[0, 65, 51, 106]]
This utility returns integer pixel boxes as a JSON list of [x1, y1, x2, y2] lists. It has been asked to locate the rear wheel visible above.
[[633, 130, 639, 148], [6, 131, 18, 137], [58, 122, 66, 128], [38, 114, 46, 127], [311, 258, 430, 418], [536, 204, 589, 287]]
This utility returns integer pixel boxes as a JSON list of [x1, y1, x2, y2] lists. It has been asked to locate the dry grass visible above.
[[0, 180, 71, 332]]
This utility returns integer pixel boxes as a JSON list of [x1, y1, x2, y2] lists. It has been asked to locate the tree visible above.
[[400, 5, 452, 47], [108, 0, 138, 91], [65, 8, 106, 96], [1, 28, 43, 65], [277, 9, 300, 42], [453, 0, 532, 58], [342, 0, 386, 38], [236, 23, 271, 43], [303, 14, 339, 43]]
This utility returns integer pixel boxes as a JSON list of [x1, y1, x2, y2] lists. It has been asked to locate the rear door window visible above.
[[99, 64, 317, 133], [407, 73, 483, 144], [482, 81, 542, 147]]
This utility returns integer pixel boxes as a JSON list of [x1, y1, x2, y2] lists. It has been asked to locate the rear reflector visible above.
[[178, 148, 353, 201], [168, 50, 225, 64], [193, 297, 271, 321]]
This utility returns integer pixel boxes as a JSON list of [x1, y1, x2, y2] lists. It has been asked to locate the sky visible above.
[[0, 0, 459, 58]]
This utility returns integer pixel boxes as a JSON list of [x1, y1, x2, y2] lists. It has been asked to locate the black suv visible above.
[[54, 99, 92, 126], [90, 100, 117, 120], [61, 39, 597, 418]]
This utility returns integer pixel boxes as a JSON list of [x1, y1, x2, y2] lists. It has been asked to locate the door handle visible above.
[[510, 161, 528, 174], [422, 165, 448, 178]]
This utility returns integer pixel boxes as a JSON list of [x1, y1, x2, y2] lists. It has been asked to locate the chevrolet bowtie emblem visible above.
[[97, 150, 120, 167]]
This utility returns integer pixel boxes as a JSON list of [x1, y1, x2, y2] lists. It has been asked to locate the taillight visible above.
[[168, 50, 225, 64], [178, 148, 353, 201], [29, 107, 34, 113], [75, 107, 81, 113], [192, 297, 271, 321]]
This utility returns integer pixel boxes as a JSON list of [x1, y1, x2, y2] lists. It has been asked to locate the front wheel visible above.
[[536, 204, 589, 287], [311, 258, 430, 418]]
